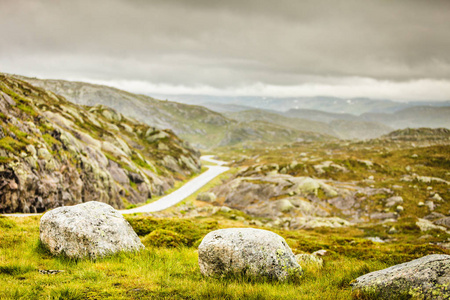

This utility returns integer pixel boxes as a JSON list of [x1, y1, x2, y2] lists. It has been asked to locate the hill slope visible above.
[[15, 76, 233, 149], [227, 109, 393, 140], [16, 76, 335, 148], [0, 74, 201, 213]]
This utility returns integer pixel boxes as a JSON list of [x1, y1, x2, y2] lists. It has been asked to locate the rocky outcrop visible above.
[[0, 74, 201, 213], [39, 201, 144, 258], [351, 254, 450, 299], [198, 228, 301, 281], [209, 171, 393, 224]]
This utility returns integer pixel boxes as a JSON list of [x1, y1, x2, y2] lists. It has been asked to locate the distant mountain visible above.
[[361, 106, 450, 129], [151, 94, 450, 115], [226, 109, 393, 140], [284, 108, 358, 123], [225, 109, 332, 136], [218, 120, 334, 148], [329, 119, 393, 140], [17, 76, 333, 149], [201, 103, 256, 113]]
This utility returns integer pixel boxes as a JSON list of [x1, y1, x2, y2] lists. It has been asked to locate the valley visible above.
[[0, 74, 449, 299]]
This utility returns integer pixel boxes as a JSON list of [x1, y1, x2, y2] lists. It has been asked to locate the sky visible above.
[[1, 0, 450, 101]]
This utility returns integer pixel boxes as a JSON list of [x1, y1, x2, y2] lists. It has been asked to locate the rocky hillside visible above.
[[382, 127, 450, 141], [15, 76, 233, 149], [195, 139, 449, 235], [0, 74, 201, 213]]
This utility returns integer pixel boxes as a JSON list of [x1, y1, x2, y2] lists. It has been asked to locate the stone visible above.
[[388, 226, 398, 234], [249, 219, 263, 226], [275, 199, 294, 212], [424, 212, 446, 221], [396, 205, 404, 213], [432, 193, 444, 202], [416, 218, 448, 232], [295, 254, 323, 268], [312, 249, 328, 256], [366, 237, 385, 243], [290, 217, 351, 229], [384, 196, 403, 208], [196, 192, 216, 202], [425, 201, 435, 211], [370, 212, 398, 221], [198, 228, 302, 281], [351, 254, 450, 299], [39, 201, 144, 259], [434, 217, 450, 229], [220, 206, 231, 213]]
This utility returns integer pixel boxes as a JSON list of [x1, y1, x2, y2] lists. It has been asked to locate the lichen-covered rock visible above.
[[198, 228, 302, 281], [351, 254, 450, 299], [291, 216, 351, 229], [434, 217, 450, 229], [39, 201, 144, 259], [196, 192, 216, 203], [416, 218, 448, 232]]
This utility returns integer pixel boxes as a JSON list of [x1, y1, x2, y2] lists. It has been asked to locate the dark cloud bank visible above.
[[1, 0, 449, 101]]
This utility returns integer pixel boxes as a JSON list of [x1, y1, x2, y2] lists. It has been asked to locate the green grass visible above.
[[0, 136, 26, 154], [0, 216, 448, 299]]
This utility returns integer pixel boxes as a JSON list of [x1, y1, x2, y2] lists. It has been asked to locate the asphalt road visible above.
[[121, 156, 228, 214], [2, 155, 228, 217]]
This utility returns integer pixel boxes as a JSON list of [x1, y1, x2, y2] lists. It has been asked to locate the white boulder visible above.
[[39, 201, 144, 259], [198, 228, 301, 281]]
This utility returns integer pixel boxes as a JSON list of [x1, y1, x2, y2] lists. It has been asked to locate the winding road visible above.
[[2, 155, 229, 217], [121, 155, 228, 214]]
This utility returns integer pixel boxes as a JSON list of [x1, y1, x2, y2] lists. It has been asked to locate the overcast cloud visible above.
[[1, 0, 450, 101]]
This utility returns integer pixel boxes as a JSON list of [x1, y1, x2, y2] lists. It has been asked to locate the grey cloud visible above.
[[0, 0, 449, 97]]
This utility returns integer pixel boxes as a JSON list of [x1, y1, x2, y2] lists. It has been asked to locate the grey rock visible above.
[[290, 217, 351, 229], [312, 249, 328, 257], [196, 192, 216, 203], [39, 201, 144, 259], [220, 206, 231, 213], [366, 237, 385, 243], [198, 228, 301, 281], [370, 212, 398, 221], [275, 199, 294, 212], [424, 212, 446, 221], [432, 193, 444, 202], [416, 218, 448, 232], [434, 217, 450, 229], [351, 254, 450, 299], [425, 200, 435, 211], [385, 196, 403, 208]]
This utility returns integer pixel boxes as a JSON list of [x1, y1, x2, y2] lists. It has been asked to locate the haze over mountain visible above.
[[1, 1, 449, 103], [152, 94, 450, 115]]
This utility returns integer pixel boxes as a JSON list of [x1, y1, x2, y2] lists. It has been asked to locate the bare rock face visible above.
[[351, 254, 450, 299], [198, 228, 302, 281], [39, 201, 144, 259]]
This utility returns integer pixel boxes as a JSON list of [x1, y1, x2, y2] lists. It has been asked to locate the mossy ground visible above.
[[0, 214, 448, 300]]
